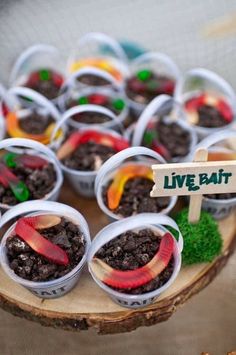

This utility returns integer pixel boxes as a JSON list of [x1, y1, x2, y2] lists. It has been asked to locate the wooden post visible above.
[[188, 148, 208, 223]]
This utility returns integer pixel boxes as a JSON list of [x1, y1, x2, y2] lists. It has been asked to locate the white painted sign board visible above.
[[151, 160, 236, 197], [151, 148, 236, 223]]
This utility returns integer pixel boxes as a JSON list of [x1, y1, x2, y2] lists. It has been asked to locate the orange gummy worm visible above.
[[6, 112, 61, 145]]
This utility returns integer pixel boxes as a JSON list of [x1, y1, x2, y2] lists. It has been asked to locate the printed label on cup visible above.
[[202, 198, 236, 220], [65, 172, 96, 198], [112, 296, 157, 308]]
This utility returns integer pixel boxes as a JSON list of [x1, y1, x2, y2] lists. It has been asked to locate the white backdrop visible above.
[[0, 0, 236, 86]]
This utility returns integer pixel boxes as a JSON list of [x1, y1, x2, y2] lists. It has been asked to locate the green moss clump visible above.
[[171, 208, 222, 265]]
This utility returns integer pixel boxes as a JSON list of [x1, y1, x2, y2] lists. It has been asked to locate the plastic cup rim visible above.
[[0, 210, 90, 289]]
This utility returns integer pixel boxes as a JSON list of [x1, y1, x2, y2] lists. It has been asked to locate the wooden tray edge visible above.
[[0, 232, 235, 335]]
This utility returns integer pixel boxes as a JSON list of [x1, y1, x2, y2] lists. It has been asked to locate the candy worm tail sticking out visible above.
[[3, 152, 49, 169], [0, 163, 29, 202], [90, 232, 174, 289], [107, 164, 153, 210], [57, 130, 130, 160], [6, 112, 61, 145], [15, 215, 69, 266], [69, 58, 122, 81], [185, 94, 233, 124], [208, 151, 236, 162]]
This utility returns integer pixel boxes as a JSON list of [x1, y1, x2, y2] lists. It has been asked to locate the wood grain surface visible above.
[[0, 181, 235, 334]]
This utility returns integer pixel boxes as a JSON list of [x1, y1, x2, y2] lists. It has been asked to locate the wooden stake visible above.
[[188, 148, 208, 223]]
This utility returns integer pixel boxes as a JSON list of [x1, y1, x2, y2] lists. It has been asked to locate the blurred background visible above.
[[1, 0, 236, 85], [0, 1, 236, 354]]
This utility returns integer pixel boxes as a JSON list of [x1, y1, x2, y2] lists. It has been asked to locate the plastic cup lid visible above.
[[174, 68, 236, 114]]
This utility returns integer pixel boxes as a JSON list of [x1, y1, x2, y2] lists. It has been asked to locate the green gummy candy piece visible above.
[[3, 153, 17, 168], [143, 130, 157, 145], [137, 69, 152, 82], [112, 98, 125, 111], [39, 69, 50, 81], [78, 96, 89, 105], [20, 95, 33, 102], [11, 181, 30, 202]]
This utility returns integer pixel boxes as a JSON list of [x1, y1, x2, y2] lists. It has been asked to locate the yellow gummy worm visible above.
[[6, 112, 63, 145], [69, 58, 122, 81], [107, 164, 153, 210]]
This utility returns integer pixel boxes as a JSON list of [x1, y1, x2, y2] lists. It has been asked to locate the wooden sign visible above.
[[151, 160, 236, 197], [151, 148, 236, 223]]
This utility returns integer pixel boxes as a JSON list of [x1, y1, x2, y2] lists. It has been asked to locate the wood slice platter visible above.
[[0, 181, 236, 335]]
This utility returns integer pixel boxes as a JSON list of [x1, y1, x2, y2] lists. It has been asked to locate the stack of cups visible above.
[[0, 200, 91, 298]]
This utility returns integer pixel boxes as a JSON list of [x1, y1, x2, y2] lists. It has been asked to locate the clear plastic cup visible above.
[[51, 115, 126, 198], [62, 66, 125, 93], [88, 213, 183, 308], [0, 200, 91, 299], [9, 44, 65, 106], [67, 32, 129, 83], [174, 68, 236, 139], [58, 85, 129, 127], [6, 87, 64, 148], [189, 129, 236, 219], [53, 103, 123, 133], [95, 146, 177, 221], [126, 52, 181, 116], [0, 138, 63, 211], [131, 94, 197, 162]]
